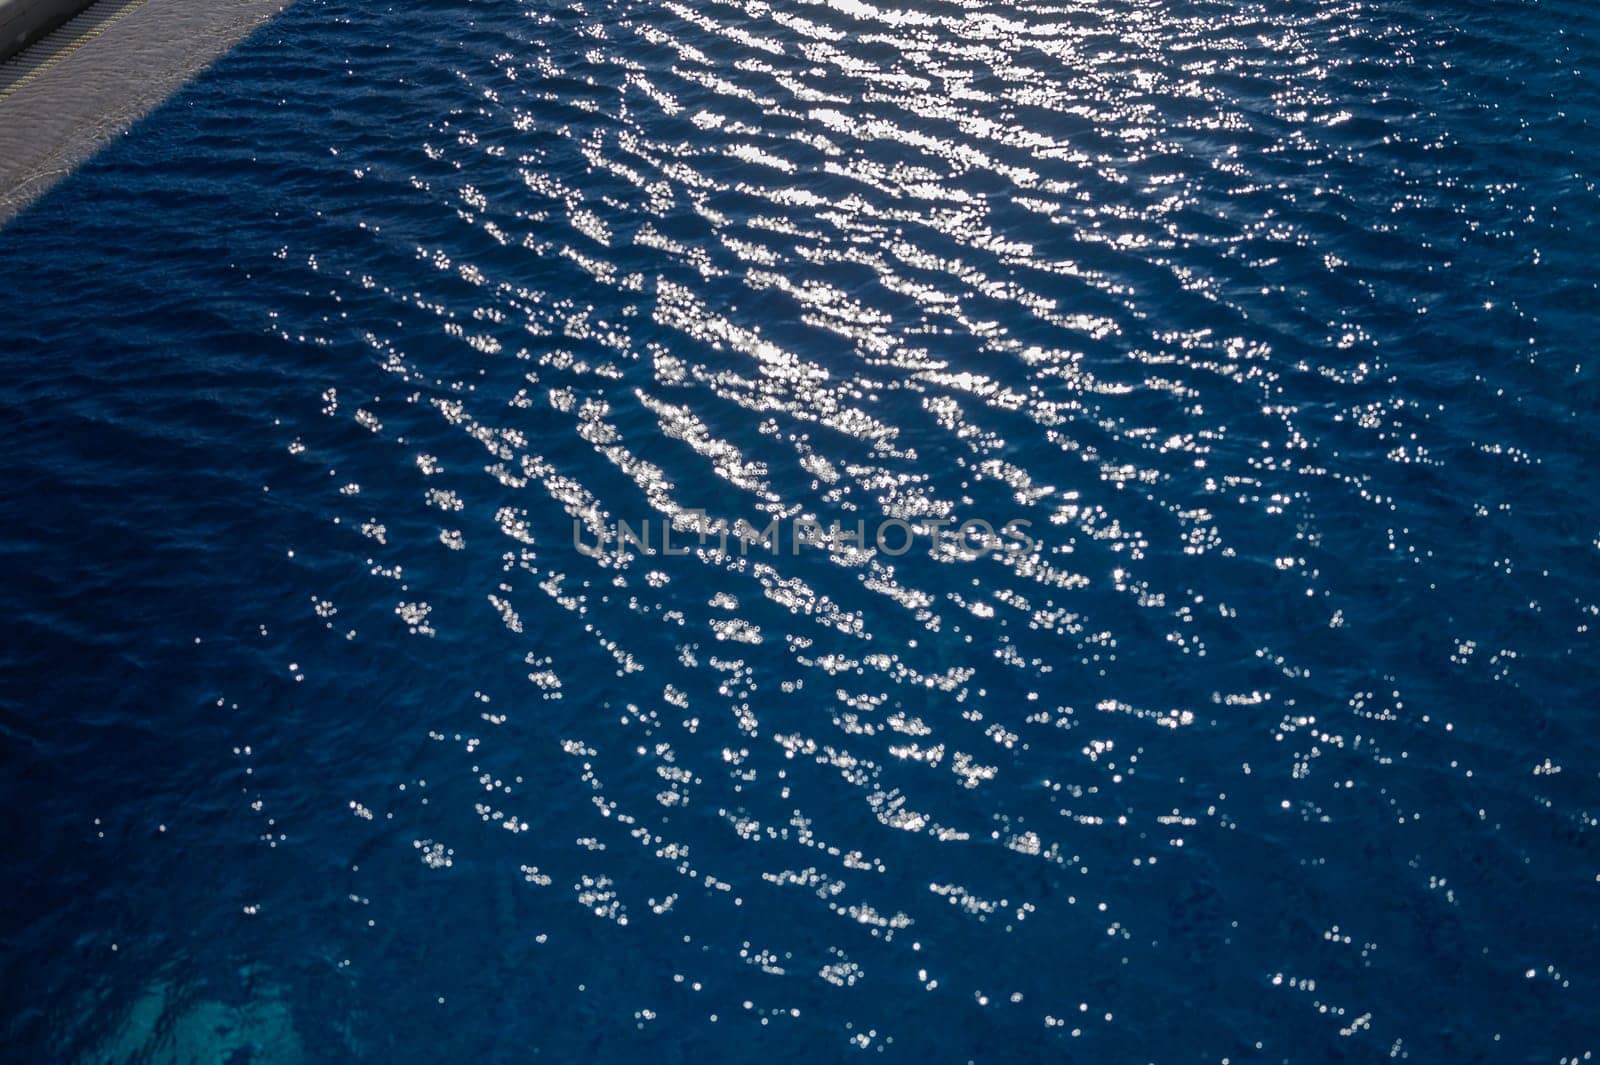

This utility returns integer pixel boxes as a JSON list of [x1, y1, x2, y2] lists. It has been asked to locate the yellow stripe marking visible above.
[[0, 0, 159, 104]]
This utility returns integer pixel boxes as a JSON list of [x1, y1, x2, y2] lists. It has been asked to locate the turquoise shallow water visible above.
[[1, 0, 1598, 1061]]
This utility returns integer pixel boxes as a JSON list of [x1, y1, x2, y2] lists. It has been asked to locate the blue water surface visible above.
[[2, 0, 1599, 1061]]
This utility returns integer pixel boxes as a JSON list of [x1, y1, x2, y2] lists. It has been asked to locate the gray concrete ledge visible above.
[[0, 0, 96, 63], [0, 0, 289, 225]]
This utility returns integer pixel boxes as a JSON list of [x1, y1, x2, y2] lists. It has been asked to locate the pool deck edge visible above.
[[0, 0, 290, 228]]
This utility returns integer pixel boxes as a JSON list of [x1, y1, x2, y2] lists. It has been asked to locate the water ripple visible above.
[[2, 0, 1599, 1060]]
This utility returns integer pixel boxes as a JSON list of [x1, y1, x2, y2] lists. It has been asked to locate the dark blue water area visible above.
[[3, 0, 1600, 1061]]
